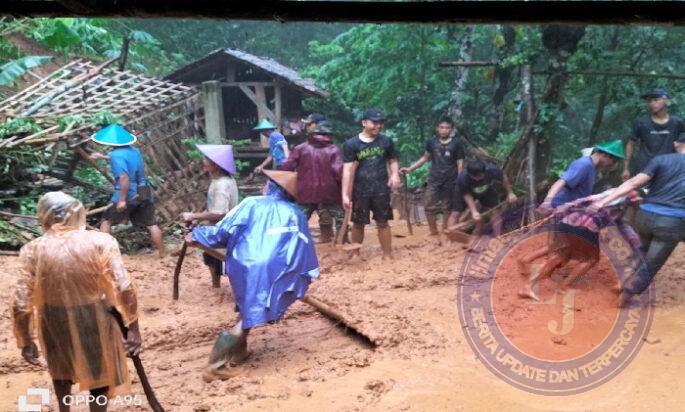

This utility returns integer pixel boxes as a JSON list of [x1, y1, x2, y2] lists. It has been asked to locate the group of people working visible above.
[[10, 87, 685, 410]]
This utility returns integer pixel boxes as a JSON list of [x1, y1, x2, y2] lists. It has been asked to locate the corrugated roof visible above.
[[165, 48, 329, 98]]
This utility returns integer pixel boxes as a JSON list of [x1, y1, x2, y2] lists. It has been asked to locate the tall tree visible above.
[[535, 24, 586, 181]]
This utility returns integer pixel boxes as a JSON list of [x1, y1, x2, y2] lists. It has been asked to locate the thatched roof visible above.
[[165, 48, 329, 98]]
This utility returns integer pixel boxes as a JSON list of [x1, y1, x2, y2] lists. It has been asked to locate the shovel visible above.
[[108, 307, 165, 412]]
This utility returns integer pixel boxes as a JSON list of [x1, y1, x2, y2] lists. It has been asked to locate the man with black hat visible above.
[[342, 109, 401, 259], [90, 124, 165, 258], [591, 133, 685, 306], [622, 88, 685, 181], [281, 120, 344, 243]]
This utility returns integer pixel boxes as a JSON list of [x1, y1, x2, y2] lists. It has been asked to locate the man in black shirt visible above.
[[622, 88, 685, 180], [342, 109, 401, 259], [591, 132, 685, 306], [400, 118, 465, 236], [451, 159, 517, 236]]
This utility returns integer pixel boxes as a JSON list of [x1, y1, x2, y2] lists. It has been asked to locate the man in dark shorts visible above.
[[400, 117, 465, 236], [622, 88, 684, 180], [90, 124, 165, 257], [342, 109, 401, 259], [591, 133, 685, 306], [451, 159, 517, 236]]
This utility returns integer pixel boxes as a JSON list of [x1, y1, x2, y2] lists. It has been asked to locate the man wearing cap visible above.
[[342, 109, 401, 259], [622, 88, 684, 181], [281, 120, 344, 244], [590, 133, 685, 306], [187, 170, 319, 381], [518, 140, 624, 300], [302, 112, 327, 136], [253, 119, 290, 173], [90, 124, 165, 258], [179, 145, 239, 287]]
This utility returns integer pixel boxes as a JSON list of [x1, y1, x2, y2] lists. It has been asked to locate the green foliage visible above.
[[56, 114, 85, 132], [0, 219, 24, 247], [404, 163, 431, 190], [0, 118, 42, 138], [0, 55, 52, 86], [90, 111, 122, 127]]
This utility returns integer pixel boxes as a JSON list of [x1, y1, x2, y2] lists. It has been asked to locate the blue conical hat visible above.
[[253, 119, 276, 130], [91, 124, 137, 146]]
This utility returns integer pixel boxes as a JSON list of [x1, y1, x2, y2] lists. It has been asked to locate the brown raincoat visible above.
[[12, 192, 139, 396]]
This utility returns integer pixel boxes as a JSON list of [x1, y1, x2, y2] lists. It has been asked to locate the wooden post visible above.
[[255, 84, 269, 147], [274, 83, 282, 131], [522, 64, 536, 223], [201, 80, 226, 143], [75, 145, 115, 185]]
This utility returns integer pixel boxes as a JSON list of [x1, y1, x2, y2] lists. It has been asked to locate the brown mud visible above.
[[1, 221, 683, 411]]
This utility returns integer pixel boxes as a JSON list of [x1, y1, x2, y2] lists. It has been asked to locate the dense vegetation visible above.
[[2, 18, 685, 229]]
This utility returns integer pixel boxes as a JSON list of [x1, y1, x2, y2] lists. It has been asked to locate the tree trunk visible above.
[[447, 25, 474, 130], [588, 28, 620, 146], [534, 25, 586, 181], [490, 25, 516, 141]]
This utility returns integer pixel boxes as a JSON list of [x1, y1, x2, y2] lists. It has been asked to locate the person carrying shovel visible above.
[[186, 170, 319, 382], [11, 192, 142, 412], [89, 124, 165, 258], [179, 144, 239, 288]]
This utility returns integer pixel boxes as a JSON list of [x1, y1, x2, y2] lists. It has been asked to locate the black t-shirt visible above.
[[343, 134, 399, 197], [457, 163, 504, 197], [641, 153, 685, 209], [630, 115, 685, 172], [425, 136, 465, 184]]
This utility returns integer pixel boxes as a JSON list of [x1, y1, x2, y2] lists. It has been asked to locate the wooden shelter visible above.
[[165, 48, 328, 152], [0, 58, 212, 225]]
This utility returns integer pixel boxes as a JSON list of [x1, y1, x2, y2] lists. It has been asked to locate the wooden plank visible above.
[[238, 84, 276, 123], [221, 81, 272, 88]]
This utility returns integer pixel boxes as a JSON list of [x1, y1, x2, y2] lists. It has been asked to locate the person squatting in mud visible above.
[[342, 109, 401, 260], [179, 144, 239, 288], [590, 132, 685, 306], [186, 170, 319, 382], [400, 117, 465, 237], [449, 159, 518, 237], [11, 192, 142, 412], [517, 140, 625, 300]]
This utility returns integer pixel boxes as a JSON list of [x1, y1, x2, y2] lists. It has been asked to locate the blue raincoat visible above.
[[192, 184, 319, 329]]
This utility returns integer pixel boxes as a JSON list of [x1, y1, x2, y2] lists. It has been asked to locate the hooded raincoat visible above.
[[280, 135, 343, 205], [12, 192, 138, 396], [192, 184, 319, 329]]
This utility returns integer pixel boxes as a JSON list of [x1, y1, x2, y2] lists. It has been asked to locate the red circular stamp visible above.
[[457, 217, 654, 395]]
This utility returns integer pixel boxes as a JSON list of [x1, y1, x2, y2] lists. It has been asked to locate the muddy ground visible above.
[[1, 220, 684, 411]]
